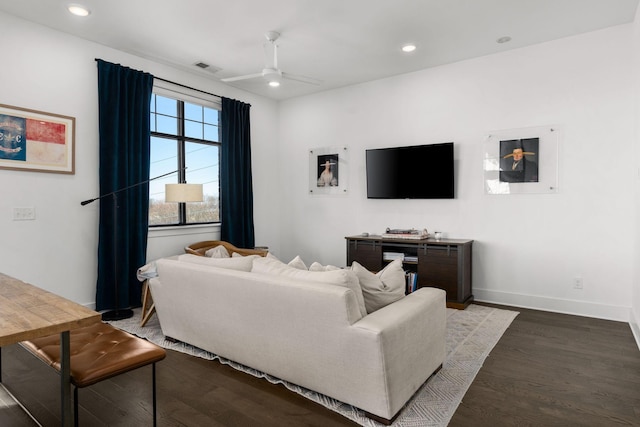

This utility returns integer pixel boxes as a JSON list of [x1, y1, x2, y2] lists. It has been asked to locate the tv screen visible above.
[[366, 142, 454, 199]]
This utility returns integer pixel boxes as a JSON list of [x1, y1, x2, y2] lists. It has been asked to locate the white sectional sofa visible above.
[[149, 254, 446, 423]]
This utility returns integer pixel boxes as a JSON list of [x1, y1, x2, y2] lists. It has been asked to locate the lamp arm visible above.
[[80, 169, 184, 206]]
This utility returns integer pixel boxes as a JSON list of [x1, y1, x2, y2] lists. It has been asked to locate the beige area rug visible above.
[[109, 304, 518, 426]]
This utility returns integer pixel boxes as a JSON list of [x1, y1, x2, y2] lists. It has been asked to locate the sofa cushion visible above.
[[288, 255, 308, 270], [205, 245, 231, 258], [177, 254, 258, 271], [252, 257, 367, 317], [351, 259, 406, 313], [309, 262, 341, 271]]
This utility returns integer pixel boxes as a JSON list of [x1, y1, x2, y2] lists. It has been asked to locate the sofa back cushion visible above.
[[252, 257, 367, 317], [309, 262, 341, 271], [177, 254, 258, 271], [205, 245, 231, 258]]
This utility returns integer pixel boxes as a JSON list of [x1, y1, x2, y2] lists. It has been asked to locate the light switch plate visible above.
[[13, 207, 36, 221]]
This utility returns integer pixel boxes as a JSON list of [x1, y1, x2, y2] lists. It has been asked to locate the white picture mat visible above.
[[483, 125, 560, 195]]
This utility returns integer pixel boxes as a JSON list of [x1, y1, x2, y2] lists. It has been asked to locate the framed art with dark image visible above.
[[317, 153, 339, 187], [499, 137, 539, 183], [483, 125, 559, 195]]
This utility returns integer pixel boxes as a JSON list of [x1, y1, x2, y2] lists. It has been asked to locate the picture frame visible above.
[[0, 103, 75, 174], [309, 146, 348, 195], [483, 125, 559, 195]]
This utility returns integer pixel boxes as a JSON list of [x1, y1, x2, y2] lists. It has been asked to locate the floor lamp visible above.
[[81, 171, 201, 321]]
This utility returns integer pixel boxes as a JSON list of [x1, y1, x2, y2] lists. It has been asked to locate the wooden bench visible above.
[[22, 322, 166, 426]]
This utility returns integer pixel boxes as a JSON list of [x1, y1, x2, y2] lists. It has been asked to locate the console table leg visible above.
[[60, 331, 72, 427]]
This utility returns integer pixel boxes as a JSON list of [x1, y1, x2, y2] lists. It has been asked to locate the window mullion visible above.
[[178, 101, 187, 225]]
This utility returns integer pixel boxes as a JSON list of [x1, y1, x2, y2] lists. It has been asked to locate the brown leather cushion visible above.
[[22, 322, 166, 388]]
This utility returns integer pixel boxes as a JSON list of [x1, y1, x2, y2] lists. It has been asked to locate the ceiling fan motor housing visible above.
[[262, 68, 282, 78]]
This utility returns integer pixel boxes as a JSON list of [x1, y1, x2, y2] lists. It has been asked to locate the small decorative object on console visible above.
[[382, 227, 429, 240]]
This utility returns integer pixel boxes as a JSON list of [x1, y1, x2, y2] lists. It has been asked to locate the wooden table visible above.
[[0, 273, 101, 426]]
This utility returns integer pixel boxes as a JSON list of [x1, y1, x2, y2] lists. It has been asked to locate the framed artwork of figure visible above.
[[499, 137, 539, 183], [483, 126, 559, 195], [309, 146, 348, 195]]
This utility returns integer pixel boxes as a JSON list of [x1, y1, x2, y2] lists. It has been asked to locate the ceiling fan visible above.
[[221, 31, 322, 87]]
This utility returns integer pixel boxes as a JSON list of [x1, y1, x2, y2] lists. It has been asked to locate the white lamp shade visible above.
[[165, 183, 203, 202]]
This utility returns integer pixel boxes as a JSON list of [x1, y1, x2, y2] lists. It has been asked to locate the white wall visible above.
[[1, 10, 638, 328], [277, 24, 636, 321], [631, 6, 640, 347], [0, 12, 280, 307]]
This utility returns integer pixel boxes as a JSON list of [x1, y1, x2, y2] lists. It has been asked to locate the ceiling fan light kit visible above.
[[67, 3, 91, 16], [402, 44, 417, 52], [221, 31, 322, 88]]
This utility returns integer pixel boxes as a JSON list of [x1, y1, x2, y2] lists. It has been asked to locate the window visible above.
[[148, 91, 220, 226]]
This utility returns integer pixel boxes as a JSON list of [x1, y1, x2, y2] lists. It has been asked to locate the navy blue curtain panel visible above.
[[220, 97, 255, 248], [96, 59, 154, 311]]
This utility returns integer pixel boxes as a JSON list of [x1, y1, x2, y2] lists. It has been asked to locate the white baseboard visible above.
[[630, 309, 640, 351], [474, 288, 631, 322]]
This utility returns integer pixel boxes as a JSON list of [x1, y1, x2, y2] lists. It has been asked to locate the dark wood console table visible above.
[[346, 235, 473, 309]]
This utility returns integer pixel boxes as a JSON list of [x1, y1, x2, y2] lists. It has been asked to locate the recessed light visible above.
[[268, 81, 280, 87], [497, 36, 512, 44], [402, 44, 417, 53], [67, 4, 91, 17]]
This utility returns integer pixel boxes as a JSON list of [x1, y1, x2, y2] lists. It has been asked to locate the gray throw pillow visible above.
[[351, 259, 405, 313]]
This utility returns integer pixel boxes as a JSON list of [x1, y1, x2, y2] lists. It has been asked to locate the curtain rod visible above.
[[94, 58, 223, 99], [153, 76, 223, 99]]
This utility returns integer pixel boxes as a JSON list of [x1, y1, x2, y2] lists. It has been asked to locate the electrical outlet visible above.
[[13, 207, 36, 221], [573, 277, 583, 289]]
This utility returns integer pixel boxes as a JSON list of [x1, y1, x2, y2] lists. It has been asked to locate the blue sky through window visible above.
[[149, 94, 220, 224]]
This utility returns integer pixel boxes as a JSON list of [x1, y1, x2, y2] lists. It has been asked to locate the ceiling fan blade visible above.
[[220, 72, 263, 83], [222, 32, 321, 87], [282, 72, 322, 85]]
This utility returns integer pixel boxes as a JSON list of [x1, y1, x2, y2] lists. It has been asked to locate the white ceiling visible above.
[[0, 0, 637, 100]]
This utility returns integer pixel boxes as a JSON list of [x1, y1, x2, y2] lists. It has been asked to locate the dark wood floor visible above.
[[450, 304, 640, 426], [1, 304, 639, 426]]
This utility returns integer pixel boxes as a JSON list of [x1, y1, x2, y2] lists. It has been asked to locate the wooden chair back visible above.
[[185, 240, 268, 257]]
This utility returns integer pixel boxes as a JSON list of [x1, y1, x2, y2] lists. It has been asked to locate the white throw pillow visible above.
[[351, 259, 406, 313], [309, 262, 341, 272], [288, 255, 308, 270], [251, 256, 290, 273], [177, 254, 258, 271], [252, 257, 367, 317], [205, 245, 230, 258]]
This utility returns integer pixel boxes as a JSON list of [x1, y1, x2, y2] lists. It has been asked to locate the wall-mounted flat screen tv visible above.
[[366, 142, 454, 199]]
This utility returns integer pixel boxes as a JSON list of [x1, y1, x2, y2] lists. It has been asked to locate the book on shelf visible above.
[[383, 251, 405, 261], [382, 233, 428, 240], [405, 271, 418, 294], [404, 255, 418, 263], [385, 228, 415, 234]]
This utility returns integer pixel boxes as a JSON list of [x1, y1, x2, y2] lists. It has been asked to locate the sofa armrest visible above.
[[352, 287, 446, 417], [354, 287, 446, 334]]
